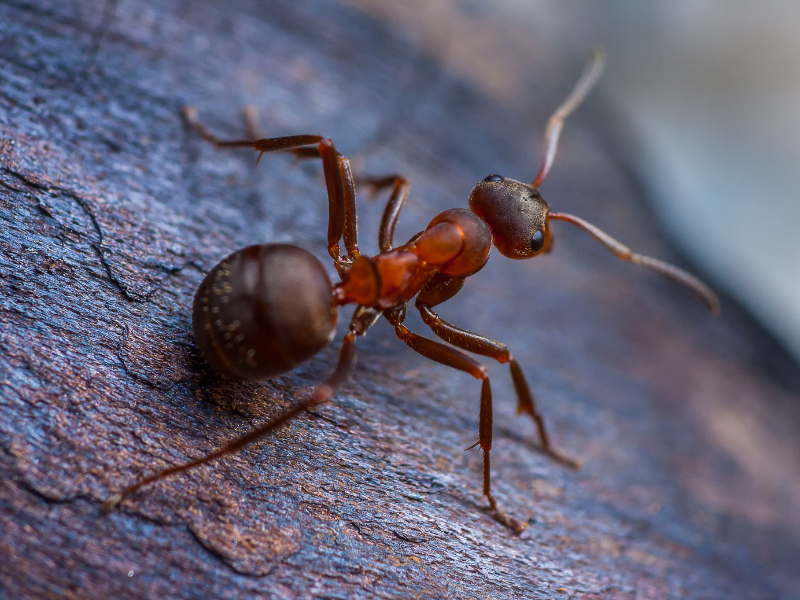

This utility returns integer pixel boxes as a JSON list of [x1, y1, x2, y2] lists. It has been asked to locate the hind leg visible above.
[[102, 306, 380, 511]]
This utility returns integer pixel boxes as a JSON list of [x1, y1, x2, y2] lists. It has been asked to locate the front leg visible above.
[[182, 107, 358, 276], [415, 275, 580, 470]]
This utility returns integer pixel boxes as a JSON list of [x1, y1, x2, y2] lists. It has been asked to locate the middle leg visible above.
[[415, 276, 580, 469]]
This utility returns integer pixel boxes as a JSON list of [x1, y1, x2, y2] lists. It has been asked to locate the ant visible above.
[[104, 50, 719, 532]]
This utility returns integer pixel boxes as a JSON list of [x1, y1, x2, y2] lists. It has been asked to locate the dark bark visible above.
[[1, 1, 799, 598]]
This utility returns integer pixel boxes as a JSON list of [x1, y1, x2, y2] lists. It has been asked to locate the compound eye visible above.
[[483, 174, 504, 182], [530, 230, 545, 252]]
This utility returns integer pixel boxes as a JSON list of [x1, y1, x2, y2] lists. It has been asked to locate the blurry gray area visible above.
[[350, 0, 800, 364], [500, 1, 800, 364]]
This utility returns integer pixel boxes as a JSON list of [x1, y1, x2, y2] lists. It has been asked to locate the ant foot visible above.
[[181, 105, 198, 125], [486, 493, 527, 534], [102, 493, 123, 512], [489, 507, 528, 534], [534, 444, 582, 470], [546, 448, 582, 471]]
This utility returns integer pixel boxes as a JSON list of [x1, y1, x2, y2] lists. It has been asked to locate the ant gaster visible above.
[[104, 51, 719, 532]]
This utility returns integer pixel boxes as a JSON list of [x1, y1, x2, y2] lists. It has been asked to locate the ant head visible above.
[[469, 175, 552, 259]]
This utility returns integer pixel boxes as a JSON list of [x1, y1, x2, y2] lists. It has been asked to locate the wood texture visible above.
[[1, 1, 799, 598]]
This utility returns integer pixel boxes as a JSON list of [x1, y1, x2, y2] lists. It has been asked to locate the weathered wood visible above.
[[1, 1, 799, 598]]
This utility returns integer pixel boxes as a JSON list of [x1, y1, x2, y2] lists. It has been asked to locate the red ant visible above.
[[104, 51, 719, 532]]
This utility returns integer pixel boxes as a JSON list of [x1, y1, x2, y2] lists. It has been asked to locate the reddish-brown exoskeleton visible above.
[[104, 51, 719, 532]]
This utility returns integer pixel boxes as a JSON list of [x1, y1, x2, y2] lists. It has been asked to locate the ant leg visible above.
[[384, 310, 525, 533], [355, 175, 410, 252], [103, 328, 359, 511], [182, 108, 358, 273], [416, 276, 580, 470]]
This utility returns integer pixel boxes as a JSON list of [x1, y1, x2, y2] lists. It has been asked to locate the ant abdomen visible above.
[[192, 243, 338, 380]]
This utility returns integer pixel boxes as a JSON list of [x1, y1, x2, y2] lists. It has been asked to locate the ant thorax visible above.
[[335, 208, 491, 310]]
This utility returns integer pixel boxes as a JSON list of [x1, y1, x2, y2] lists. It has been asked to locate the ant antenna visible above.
[[547, 212, 720, 315], [533, 49, 606, 187]]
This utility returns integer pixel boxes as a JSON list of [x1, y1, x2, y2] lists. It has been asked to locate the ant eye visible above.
[[483, 174, 504, 182], [530, 230, 545, 252]]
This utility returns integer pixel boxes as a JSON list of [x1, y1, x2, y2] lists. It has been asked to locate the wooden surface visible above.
[[1, 1, 800, 598]]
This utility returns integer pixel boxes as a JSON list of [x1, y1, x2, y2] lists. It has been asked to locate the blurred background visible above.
[[348, 0, 800, 365]]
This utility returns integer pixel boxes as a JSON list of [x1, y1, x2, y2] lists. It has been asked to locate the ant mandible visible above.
[[104, 50, 719, 532]]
